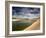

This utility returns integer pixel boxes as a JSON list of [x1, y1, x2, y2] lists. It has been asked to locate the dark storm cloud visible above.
[[12, 7, 40, 16]]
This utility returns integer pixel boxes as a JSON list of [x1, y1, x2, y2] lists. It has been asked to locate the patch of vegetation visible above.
[[12, 18, 16, 19], [12, 21, 32, 31]]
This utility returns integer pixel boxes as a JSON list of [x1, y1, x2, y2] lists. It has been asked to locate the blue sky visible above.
[[12, 7, 40, 19]]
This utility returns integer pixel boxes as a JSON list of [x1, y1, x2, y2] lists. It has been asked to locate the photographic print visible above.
[[5, 1, 45, 37], [12, 7, 40, 31]]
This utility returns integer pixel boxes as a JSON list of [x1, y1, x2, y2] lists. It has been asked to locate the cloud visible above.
[[12, 7, 40, 19]]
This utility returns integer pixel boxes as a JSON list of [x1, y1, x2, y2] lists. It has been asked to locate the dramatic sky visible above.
[[12, 7, 40, 19]]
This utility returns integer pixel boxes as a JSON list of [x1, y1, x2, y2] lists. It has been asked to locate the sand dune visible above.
[[24, 19, 40, 31], [12, 17, 40, 31]]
